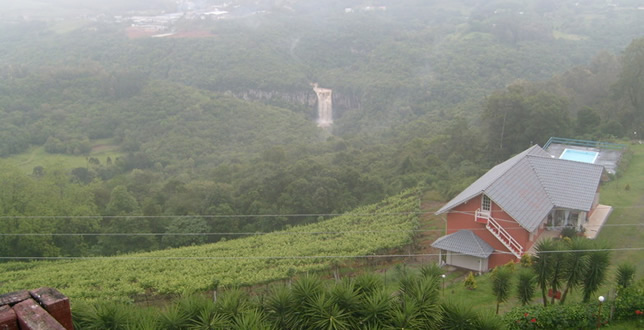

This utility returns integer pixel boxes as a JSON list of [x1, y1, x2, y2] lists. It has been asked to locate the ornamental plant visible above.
[[615, 262, 636, 291], [613, 278, 644, 323], [464, 272, 477, 290], [504, 302, 608, 329], [520, 253, 533, 267]]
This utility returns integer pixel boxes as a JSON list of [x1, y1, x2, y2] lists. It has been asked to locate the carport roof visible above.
[[431, 230, 494, 258]]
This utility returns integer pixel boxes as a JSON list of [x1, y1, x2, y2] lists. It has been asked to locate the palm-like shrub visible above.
[[264, 285, 297, 329], [439, 301, 504, 330], [440, 301, 478, 329], [419, 263, 444, 279], [582, 241, 611, 302], [359, 289, 393, 328], [174, 294, 214, 321], [292, 275, 324, 307], [128, 309, 159, 330], [158, 304, 191, 330], [304, 293, 355, 330], [615, 262, 636, 290], [290, 275, 327, 329], [560, 237, 590, 304], [517, 268, 536, 305], [399, 274, 442, 328], [491, 266, 513, 314], [190, 308, 232, 330], [72, 302, 134, 329], [533, 238, 556, 306], [354, 272, 384, 296], [215, 288, 252, 319], [546, 240, 566, 305], [388, 297, 423, 329], [471, 311, 505, 330], [231, 309, 274, 330], [329, 279, 362, 320]]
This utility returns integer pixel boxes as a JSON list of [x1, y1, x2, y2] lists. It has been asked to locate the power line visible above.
[[3, 204, 644, 219], [1, 247, 642, 261], [0, 212, 420, 219], [0, 223, 641, 237]]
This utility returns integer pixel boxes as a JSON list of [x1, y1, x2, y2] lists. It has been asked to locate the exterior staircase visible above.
[[475, 209, 523, 259]]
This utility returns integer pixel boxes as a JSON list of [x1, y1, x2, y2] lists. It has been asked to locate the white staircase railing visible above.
[[484, 215, 523, 259], [475, 209, 489, 223]]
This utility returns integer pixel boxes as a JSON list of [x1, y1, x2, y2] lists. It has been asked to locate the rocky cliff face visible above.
[[224, 89, 361, 119], [226, 89, 318, 106]]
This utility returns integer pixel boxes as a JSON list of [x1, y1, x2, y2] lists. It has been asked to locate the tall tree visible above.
[[482, 84, 530, 160], [614, 37, 644, 134]]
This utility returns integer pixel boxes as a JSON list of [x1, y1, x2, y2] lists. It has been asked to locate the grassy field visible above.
[[596, 143, 644, 277], [3, 140, 122, 174], [552, 30, 588, 41]]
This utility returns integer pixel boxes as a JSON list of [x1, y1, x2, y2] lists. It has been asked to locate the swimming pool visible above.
[[559, 148, 599, 164]]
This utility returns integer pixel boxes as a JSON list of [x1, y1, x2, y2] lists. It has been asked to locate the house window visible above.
[[481, 195, 491, 213]]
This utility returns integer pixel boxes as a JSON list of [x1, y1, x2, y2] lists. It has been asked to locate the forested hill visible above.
[[2, 0, 643, 134], [0, 0, 643, 258], [0, 77, 321, 165]]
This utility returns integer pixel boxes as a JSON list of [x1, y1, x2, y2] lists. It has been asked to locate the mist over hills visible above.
[[0, 0, 643, 257]]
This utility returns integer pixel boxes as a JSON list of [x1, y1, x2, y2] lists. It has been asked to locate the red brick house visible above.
[[431, 145, 608, 273]]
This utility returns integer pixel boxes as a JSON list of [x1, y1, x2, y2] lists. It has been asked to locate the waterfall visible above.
[[313, 84, 333, 128]]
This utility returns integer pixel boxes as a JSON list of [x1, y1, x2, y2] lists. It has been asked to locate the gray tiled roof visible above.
[[436, 145, 604, 232], [431, 230, 494, 258]]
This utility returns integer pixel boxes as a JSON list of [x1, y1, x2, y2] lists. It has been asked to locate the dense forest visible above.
[[1, 0, 644, 258]]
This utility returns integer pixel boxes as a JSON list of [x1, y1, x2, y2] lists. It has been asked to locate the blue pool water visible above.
[[559, 149, 599, 163]]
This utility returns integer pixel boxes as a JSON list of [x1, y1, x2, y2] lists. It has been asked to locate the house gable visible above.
[[445, 194, 532, 269]]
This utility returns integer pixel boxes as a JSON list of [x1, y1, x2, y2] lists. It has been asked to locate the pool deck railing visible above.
[[543, 137, 626, 151]]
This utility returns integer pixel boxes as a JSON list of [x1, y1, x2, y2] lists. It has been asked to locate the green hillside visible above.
[[0, 0, 643, 290], [0, 190, 420, 302]]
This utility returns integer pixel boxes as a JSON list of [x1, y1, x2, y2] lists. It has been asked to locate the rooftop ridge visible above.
[[436, 145, 546, 215]]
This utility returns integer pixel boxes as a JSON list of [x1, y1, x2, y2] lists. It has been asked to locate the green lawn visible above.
[[552, 30, 588, 41], [596, 143, 644, 277], [3, 140, 123, 174]]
